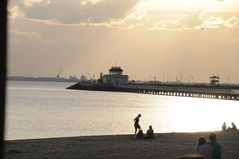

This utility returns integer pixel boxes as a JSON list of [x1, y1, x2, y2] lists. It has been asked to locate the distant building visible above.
[[101, 66, 128, 85], [210, 76, 220, 85]]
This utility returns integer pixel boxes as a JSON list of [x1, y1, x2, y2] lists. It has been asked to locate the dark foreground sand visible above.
[[4, 131, 239, 159]]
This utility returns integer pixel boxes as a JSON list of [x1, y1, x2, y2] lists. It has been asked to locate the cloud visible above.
[[225, 17, 239, 27], [9, 0, 239, 30], [10, 0, 141, 24], [8, 4, 24, 19], [11, 30, 43, 41], [203, 17, 224, 28], [149, 12, 239, 31], [80, 0, 102, 5], [203, 16, 239, 28], [126, 0, 147, 20], [88, 20, 135, 29], [178, 12, 204, 29], [149, 11, 205, 30], [23, 0, 43, 6], [10, 30, 58, 45]]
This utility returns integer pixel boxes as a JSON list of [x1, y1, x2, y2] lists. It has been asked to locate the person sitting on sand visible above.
[[145, 125, 154, 139], [134, 114, 141, 134], [221, 122, 227, 131], [136, 129, 144, 139], [231, 122, 237, 130], [208, 133, 221, 159], [197, 136, 213, 159], [227, 122, 237, 131]]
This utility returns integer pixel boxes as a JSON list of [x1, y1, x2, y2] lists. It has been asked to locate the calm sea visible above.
[[5, 81, 239, 140]]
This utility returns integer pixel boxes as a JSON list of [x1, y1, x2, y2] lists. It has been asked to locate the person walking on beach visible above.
[[197, 136, 213, 159], [208, 133, 221, 159], [134, 114, 141, 134]]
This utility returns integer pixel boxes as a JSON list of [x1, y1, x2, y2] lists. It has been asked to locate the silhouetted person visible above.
[[134, 114, 141, 134], [231, 122, 237, 130], [221, 122, 227, 131], [146, 125, 154, 139], [136, 129, 144, 139], [208, 133, 221, 159], [197, 136, 213, 159]]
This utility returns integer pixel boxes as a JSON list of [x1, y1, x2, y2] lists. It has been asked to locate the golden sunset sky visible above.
[[8, 0, 239, 83]]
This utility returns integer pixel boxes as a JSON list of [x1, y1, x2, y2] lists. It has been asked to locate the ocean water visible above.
[[5, 81, 239, 140]]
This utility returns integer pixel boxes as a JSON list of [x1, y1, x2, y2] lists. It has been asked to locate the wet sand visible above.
[[4, 131, 239, 159]]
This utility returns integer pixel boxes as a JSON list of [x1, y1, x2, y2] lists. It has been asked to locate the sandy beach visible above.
[[4, 131, 239, 159]]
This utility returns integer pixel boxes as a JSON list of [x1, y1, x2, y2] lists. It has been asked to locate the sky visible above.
[[8, 0, 239, 83]]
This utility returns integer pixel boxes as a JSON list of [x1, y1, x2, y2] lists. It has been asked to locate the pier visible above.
[[67, 66, 239, 101], [116, 84, 239, 100], [67, 82, 239, 101]]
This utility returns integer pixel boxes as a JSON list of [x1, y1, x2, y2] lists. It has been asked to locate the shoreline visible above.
[[4, 131, 239, 159], [3, 130, 220, 142]]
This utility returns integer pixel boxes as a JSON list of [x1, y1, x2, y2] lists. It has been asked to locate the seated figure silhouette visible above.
[[136, 129, 144, 139], [221, 122, 227, 131], [227, 122, 237, 131], [231, 122, 237, 130], [145, 125, 154, 139]]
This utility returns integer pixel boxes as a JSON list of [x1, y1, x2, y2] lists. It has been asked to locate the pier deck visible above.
[[67, 82, 239, 101]]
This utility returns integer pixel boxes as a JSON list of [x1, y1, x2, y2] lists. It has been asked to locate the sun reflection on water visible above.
[[148, 96, 239, 133]]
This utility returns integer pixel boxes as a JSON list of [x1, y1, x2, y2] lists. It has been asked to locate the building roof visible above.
[[210, 76, 220, 79], [109, 66, 123, 72]]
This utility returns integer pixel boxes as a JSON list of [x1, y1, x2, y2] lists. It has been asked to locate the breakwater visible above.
[[67, 82, 239, 101]]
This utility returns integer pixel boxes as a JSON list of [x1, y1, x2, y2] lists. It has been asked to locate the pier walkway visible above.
[[68, 82, 239, 101], [115, 84, 239, 100]]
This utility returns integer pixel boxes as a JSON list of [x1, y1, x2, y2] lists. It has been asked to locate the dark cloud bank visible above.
[[11, 0, 141, 24]]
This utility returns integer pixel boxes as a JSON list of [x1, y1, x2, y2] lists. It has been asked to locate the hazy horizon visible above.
[[8, 0, 239, 83]]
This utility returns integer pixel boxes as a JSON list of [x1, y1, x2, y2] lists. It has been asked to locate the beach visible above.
[[4, 131, 239, 159]]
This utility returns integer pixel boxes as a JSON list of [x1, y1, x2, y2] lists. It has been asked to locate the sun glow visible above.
[[158, 97, 239, 132], [144, 0, 238, 12]]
